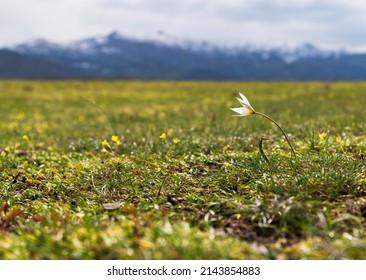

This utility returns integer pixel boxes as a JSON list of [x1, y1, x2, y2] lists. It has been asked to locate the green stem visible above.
[[254, 112, 296, 158], [259, 137, 269, 162]]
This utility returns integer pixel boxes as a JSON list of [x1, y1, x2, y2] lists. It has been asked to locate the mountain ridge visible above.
[[0, 49, 92, 79], [1, 31, 366, 80]]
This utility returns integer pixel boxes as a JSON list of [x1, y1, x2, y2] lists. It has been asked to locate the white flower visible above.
[[230, 92, 255, 116], [229, 91, 296, 158]]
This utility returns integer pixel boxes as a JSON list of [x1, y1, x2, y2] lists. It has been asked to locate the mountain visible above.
[[0, 49, 91, 79], [2, 31, 366, 80]]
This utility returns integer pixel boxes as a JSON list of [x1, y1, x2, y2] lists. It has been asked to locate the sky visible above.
[[1, 0, 366, 51]]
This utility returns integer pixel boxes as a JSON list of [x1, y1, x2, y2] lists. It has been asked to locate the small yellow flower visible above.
[[111, 135, 119, 143], [14, 143, 20, 149], [159, 133, 166, 139], [23, 135, 29, 142], [102, 140, 109, 147], [101, 148, 109, 153], [233, 213, 242, 219], [5, 147, 11, 153], [172, 138, 180, 144], [336, 137, 342, 144], [223, 145, 231, 151], [115, 140, 122, 146], [319, 133, 327, 141], [139, 238, 154, 248]]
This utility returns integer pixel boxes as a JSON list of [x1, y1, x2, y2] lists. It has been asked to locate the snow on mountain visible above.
[[273, 43, 337, 63], [11, 30, 340, 63], [6, 30, 360, 80], [67, 32, 123, 54], [118, 30, 341, 62], [136, 30, 222, 53], [14, 39, 64, 55]]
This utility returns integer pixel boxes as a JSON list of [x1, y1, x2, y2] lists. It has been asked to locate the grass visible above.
[[0, 80, 365, 259]]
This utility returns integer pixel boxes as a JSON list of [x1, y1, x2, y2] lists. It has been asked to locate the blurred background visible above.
[[1, 0, 366, 80]]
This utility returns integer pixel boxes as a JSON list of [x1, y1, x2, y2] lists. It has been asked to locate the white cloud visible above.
[[0, 0, 365, 51], [0, 0, 96, 45]]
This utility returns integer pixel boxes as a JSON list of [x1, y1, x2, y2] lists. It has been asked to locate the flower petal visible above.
[[230, 107, 253, 116], [238, 92, 251, 106], [235, 93, 255, 112]]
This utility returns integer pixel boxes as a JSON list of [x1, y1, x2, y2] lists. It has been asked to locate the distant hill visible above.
[[0, 49, 90, 79], [2, 31, 366, 80]]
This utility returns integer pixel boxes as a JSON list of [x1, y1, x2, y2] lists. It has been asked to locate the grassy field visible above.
[[0, 80, 365, 259]]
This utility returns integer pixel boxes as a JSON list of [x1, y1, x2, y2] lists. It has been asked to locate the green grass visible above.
[[0, 80, 365, 259]]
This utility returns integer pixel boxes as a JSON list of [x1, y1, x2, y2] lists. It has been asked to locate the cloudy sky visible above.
[[1, 0, 366, 51]]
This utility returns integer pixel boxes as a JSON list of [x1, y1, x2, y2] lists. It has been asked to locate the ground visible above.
[[0, 81, 365, 259]]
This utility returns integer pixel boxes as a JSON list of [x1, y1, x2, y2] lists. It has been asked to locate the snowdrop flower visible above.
[[230, 92, 296, 158], [230, 92, 256, 116]]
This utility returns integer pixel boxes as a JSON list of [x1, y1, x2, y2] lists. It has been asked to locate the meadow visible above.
[[0, 80, 365, 259]]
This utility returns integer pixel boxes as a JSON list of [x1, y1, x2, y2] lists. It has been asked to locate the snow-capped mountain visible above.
[[13, 31, 338, 60], [14, 39, 63, 55], [3, 31, 366, 80]]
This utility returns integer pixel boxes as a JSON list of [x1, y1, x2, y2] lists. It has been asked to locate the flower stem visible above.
[[259, 137, 269, 162], [254, 112, 296, 158]]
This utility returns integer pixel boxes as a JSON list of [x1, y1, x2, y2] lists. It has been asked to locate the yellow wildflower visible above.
[[319, 133, 327, 141], [233, 213, 242, 219], [159, 133, 166, 139], [139, 239, 154, 249], [223, 145, 231, 151], [115, 140, 122, 146], [172, 138, 180, 144], [336, 137, 342, 144], [5, 147, 11, 153], [111, 135, 119, 143], [102, 140, 110, 147], [23, 135, 29, 142]]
